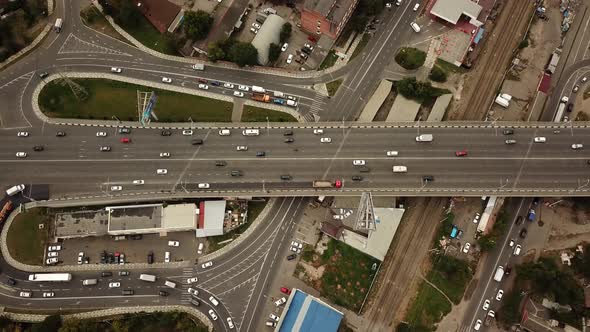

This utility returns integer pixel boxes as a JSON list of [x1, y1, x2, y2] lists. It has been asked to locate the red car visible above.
[[335, 180, 342, 188], [120, 137, 131, 143], [280, 287, 291, 295], [455, 150, 468, 157], [198, 78, 208, 84]]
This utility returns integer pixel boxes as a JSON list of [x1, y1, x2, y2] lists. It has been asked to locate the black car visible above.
[[352, 175, 363, 181], [519, 228, 528, 238], [190, 299, 200, 306], [231, 170, 243, 177], [122, 290, 134, 296], [215, 161, 227, 167], [504, 267, 512, 275], [161, 130, 172, 136], [101, 272, 112, 277], [422, 175, 434, 182], [359, 166, 370, 173], [283, 130, 293, 136], [56, 131, 66, 137], [33, 145, 44, 151], [119, 127, 131, 134], [286, 254, 297, 260], [532, 197, 540, 205], [159, 290, 168, 296], [284, 138, 294, 143], [147, 252, 154, 264], [280, 175, 292, 180], [100, 146, 111, 152], [567, 103, 574, 112], [515, 216, 523, 225], [256, 151, 266, 157], [39, 72, 48, 79], [502, 129, 514, 135], [6, 278, 16, 286], [211, 81, 221, 86], [130, 234, 142, 240], [191, 139, 203, 145]]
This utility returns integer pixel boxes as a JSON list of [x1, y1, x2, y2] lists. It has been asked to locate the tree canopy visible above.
[[183, 10, 213, 40]]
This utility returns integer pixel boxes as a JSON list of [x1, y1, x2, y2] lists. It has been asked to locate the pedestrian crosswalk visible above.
[[302, 93, 329, 122], [179, 267, 195, 302]]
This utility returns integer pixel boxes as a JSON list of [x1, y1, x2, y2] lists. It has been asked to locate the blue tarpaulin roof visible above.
[[474, 28, 484, 44], [278, 290, 343, 332]]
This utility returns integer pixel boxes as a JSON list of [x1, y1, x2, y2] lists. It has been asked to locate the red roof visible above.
[[135, 0, 180, 33], [198, 201, 205, 229], [538, 73, 551, 94]]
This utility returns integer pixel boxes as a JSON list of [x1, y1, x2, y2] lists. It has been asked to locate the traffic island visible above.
[[6, 208, 50, 266], [241, 106, 298, 122]]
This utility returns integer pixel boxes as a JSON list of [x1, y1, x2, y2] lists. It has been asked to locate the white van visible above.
[[82, 279, 98, 286], [164, 280, 177, 288], [197, 243, 204, 254], [513, 245, 521, 256], [410, 22, 421, 33], [242, 129, 260, 136], [5, 184, 25, 196], [139, 274, 156, 282], [209, 296, 219, 306], [493, 266, 504, 282], [393, 166, 408, 173], [416, 134, 433, 142], [218, 129, 231, 136]]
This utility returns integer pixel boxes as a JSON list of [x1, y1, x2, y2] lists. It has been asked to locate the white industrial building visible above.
[[251, 14, 286, 65]]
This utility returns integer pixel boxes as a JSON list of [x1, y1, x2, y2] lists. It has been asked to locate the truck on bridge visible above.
[[28, 273, 72, 282], [252, 86, 266, 93], [252, 93, 270, 103], [554, 96, 569, 122], [313, 180, 333, 188]]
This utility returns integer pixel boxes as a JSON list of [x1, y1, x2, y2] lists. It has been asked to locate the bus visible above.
[[28, 273, 72, 282]]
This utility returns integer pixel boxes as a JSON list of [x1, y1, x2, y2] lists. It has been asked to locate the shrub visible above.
[[429, 65, 447, 82], [395, 47, 426, 70]]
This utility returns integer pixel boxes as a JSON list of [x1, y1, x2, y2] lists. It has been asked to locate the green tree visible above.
[[280, 23, 292, 44], [116, 0, 141, 28], [349, 15, 369, 33], [395, 47, 426, 70], [268, 43, 281, 63], [497, 290, 524, 327], [396, 77, 449, 102], [183, 10, 213, 40], [429, 65, 447, 82], [208, 42, 226, 62], [476, 234, 496, 251], [32, 314, 62, 332], [228, 42, 258, 67]]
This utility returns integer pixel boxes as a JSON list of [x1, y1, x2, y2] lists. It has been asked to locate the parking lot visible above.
[[46, 231, 202, 267]]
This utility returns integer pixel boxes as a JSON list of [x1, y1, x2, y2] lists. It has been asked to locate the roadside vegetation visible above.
[[395, 78, 451, 103], [319, 50, 339, 70], [0, 0, 47, 62], [80, 5, 128, 43], [326, 79, 343, 97], [39, 79, 232, 122], [242, 106, 297, 122], [207, 200, 267, 252], [350, 33, 371, 61], [338, 0, 383, 43], [429, 65, 447, 83], [395, 47, 426, 70], [6, 208, 49, 265], [477, 208, 509, 252], [208, 39, 259, 67]]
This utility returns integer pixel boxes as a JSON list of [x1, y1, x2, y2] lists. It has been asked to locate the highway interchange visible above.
[[1, 0, 590, 330]]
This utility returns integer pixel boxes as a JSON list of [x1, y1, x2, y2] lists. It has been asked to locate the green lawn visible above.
[[319, 50, 339, 70], [350, 33, 371, 61], [80, 5, 129, 44], [39, 79, 232, 122], [6, 208, 49, 265], [117, 13, 179, 55], [242, 105, 297, 122], [207, 200, 267, 252], [318, 239, 380, 311], [435, 58, 467, 74], [326, 79, 343, 97], [406, 280, 452, 330]]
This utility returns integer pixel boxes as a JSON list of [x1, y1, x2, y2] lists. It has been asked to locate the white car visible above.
[[250, 27, 258, 34], [508, 239, 515, 247], [313, 129, 324, 135], [108, 282, 120, 288], [198, 183, 210, 189], [157, 169, 168, 175], [474, 320, 482, 331], [198, 242, 204, 254], [17, 131, 29, 137], [482, 299, 490, 311], [304, 43, 314, 50], [496, 289, 504, 301], [223, 83, 234, 88], [583, 76, 588, 83], [187, 277, 198, 284], [160, 152, 170, 158], [291, 241, 303, 249], [413, 3, 419, 11], [275, 297, 287, 306], [233, 91, 244, 97], [252, 22, 261, 29], [462, 242, 470, 253], [320, 137, 332, 143], [111, 67, 122, 73], [238, 85, 249, 91], [48, 245, 61, 251], [132, 180, 144, 185], [162, 77, 172, 83], [286, 54, 293, 64], [572, 143, 583, 150], [182, 130, 193, 136], [168, 241, 180, 247], [534, 136, 546, 143], [110, 186, 122, 191], [188, 288, 199, 296], [472, 213, 481, 224], [386, 151, 399, 157], [208, 309, 218, 321], [16, 152, 27, 158], [281, 43, 288, 52], [352, 160, 366, 166], [198, 83, 209, 90], [77, 252, 84, 264], [227, 317, 235, 329], [19, 292, 31, 298], [46, 258, 58, 265], [269, 313, 280, 322], [47, 252, 58, 257], [201, 261, 213, 269], [165, 251, 170, 263], [209, 296, 219, 306], [385, 2, 392, 8], [236, 145, 248, 151], [96, 132, 107, 137], [42, 292, 54, 297]]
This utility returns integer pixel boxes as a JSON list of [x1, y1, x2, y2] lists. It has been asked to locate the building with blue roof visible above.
[[276, 289, 343, 332]]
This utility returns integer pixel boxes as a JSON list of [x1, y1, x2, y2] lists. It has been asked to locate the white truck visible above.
[[191, 63, 205, 71], [493, 266, 504, 282], [29, 273, 72, 282], [392, 166, 408, 173], [273, 91, 285, 98], [494, 95, 510, 108], [5, 184, 25, 196], [415, 134, 433, 142], [54, 18, 63, 33], [554, 96, 569, 123], [139, 274, 156, 282], [252, 86, 266, 93]]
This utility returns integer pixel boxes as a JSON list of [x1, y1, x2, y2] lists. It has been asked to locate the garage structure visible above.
[[430, 0, 483, 26]]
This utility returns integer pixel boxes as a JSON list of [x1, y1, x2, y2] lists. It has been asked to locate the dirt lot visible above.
[[447, 0, 536, 120]]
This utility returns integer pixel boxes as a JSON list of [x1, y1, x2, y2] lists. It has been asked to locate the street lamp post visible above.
[[570, 118, 574, 137], [416, 116, 421, 136], [266, 116, 269, 136], [188, 117, 194, 130]]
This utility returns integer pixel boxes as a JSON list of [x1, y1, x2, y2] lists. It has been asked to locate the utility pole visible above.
[[266, 117, 270, 136]]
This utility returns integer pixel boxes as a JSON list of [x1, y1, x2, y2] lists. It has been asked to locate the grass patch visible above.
[[326, 79, 343, 97], [58, 311, 207, 331], [80, 5, 128, 43], [395, 47, 426, 70], [117, 12, 179, 55], [207, 200, 267, 252], [318, 239, 380, 311], [435, 58, 467, 74], [6, 208, 49, 265], [241, 105, 297, 122], [319, 50, 339, 70], [405, 280, 452, 330], [350, 33, 370, 61], [39, 79, 232, 122]]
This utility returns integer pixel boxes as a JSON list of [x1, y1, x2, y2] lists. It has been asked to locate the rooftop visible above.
[[107, 203, 196, 234], [134, 0, 181, 33], [304, 0, 355, 23], [430, 0, 482, 24], [278, 289, 343, 332]]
